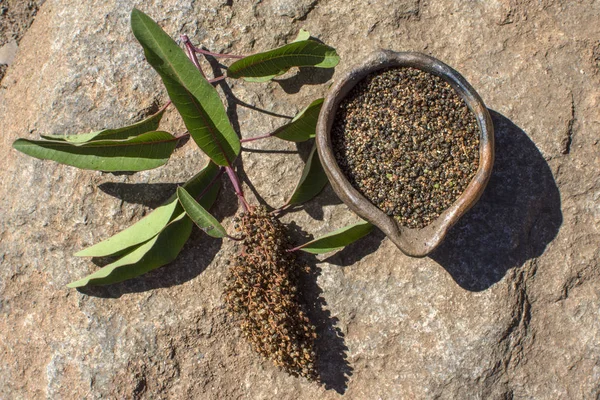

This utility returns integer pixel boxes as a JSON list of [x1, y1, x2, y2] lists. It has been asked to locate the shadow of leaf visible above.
[[98, 182, 179, 208], [324, 227, 386, 267], [276, 66, 335, 94]]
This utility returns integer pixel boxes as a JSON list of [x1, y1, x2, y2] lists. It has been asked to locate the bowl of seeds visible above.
[[316, 50, 494, 257]]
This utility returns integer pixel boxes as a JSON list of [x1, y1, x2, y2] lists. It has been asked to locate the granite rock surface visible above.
[[1, 0, 599, 398]]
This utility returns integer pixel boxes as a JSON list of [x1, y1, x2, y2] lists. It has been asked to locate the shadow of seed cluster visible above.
[[332, 67, 480, 229], [224, 206, 318, 381]]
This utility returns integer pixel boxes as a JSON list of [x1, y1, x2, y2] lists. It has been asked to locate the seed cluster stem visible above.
[[226, 166, 249, 212]]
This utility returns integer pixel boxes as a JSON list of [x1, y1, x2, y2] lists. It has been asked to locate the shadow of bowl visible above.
[[429, 110, 562, 291], [316, 50, 494, 257]]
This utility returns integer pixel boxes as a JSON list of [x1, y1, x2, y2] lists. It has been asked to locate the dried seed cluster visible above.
[[224, 206, 318, 381], [332, 67, 480, 229]]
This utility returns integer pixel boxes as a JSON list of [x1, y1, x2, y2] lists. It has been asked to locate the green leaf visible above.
[[297, 220, 374, 254], [286, 143, 328, 206], [40, 106, 167, 143], [292, 29, 311, 43], [12, 131, 179, 172], [177, 187, 227, 238], [227, 40, 340, 82], [131, 9, 240, 166], [76, 162, 221, 257], [67, 213, 193, 288], [273, 98, 323, 142]]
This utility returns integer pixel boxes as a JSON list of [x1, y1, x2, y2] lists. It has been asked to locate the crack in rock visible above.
[[557, 261, 600, 302], [500, 259, 537, 373], [561, 93, 575, 155], [593, 40, 600, 73]]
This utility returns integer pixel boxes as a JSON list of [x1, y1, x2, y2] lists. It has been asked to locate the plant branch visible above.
[[273, 203, 292, 215], [159, 100, 172, 112], [208, 75, 226, 84], [286, 243, 305, 253], [226, 166, 250, 212], [191, 45, 244, 59], [240, 132, 277, 143], [181, 35, 206, 78]]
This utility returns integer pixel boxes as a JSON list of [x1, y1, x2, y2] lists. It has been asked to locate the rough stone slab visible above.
[[1, 0, 599, 399]]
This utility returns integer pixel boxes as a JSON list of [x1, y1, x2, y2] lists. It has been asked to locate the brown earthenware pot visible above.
[[316, 50, 494, 257]]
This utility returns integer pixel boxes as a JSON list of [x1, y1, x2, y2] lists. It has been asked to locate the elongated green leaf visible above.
[[131, 9, 240, 166], [76, 162, 221, 257], [40, 106, 167, 143], [13, 131, 178, 172], [76, 201, 178, 258], [274, 98, 323, 142], [227, 40, 339, 82], [298, 221, 374, 254], [177, 187, 227, 238], [287, 144, 328, 206], [67, 213, 193, 287]]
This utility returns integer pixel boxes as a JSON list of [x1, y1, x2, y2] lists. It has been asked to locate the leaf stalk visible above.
[[181, 34, 206, 78], [225, 166, 249, 212], [240, 132, 276, 143], [190, 45, 244, 59]]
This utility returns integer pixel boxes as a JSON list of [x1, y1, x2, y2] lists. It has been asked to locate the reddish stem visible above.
[[181, 35, 206, 78], [286, 244, 304, 253], [208, 76, 226, 84], [159, 100, 172, 112], [226, 166, 249, 212], [271, 203, 291, 216], [192, 46, 244, 59], [240, 132, 276, 143]]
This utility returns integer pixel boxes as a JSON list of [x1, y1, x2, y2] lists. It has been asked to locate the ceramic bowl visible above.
[[316, 50, 494, 257]]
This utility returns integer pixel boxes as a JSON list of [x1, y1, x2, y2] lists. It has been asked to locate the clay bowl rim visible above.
[[316, 50, 495, 257]]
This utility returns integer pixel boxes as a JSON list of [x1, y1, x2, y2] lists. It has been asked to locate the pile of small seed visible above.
[[224, 206, 318, 381], [332, 67, 480, 229]]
